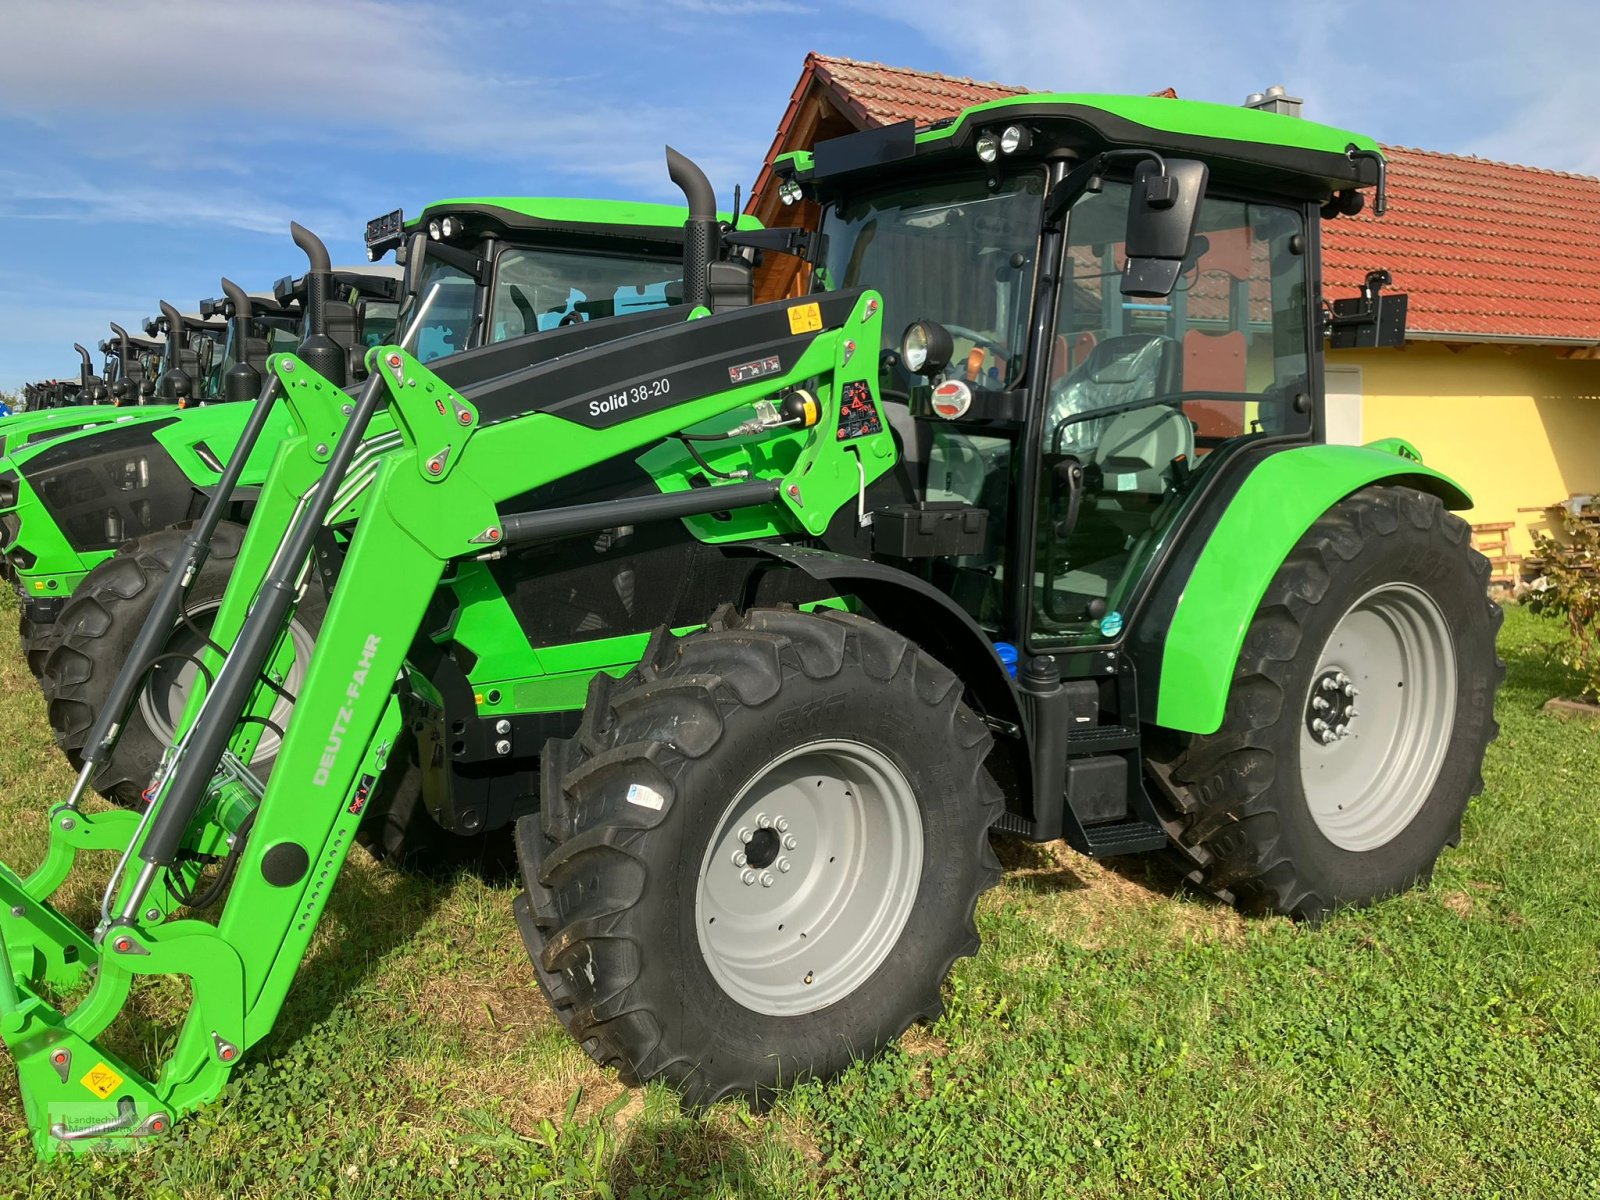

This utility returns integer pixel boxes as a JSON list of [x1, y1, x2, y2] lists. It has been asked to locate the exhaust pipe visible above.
[[109, 322, 133, 404], [158, 300, 194, 406], [219, 277, 263, 403], [290, 222, 346, 387], [666, 146, 719, 312], [74, 343, 93, 392]]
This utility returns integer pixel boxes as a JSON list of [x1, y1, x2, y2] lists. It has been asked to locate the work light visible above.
[[975, 131, 1000, 163], [778, 178, 803, 206], [1000, 125, 1032, 155], [428, 219, 442, 241], [900, 320, 954, 377]]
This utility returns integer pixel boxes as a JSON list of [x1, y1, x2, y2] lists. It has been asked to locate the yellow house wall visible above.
[[1330, 342, 1600, 559]]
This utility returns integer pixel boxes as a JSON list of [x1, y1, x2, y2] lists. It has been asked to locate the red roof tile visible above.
[[1322, 147, 1600, 342], [808, 55, 1030, 127], [778, 57, 1600, 344]]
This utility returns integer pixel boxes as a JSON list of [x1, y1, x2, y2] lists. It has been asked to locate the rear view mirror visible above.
[[1121, 158, 1209, 298]]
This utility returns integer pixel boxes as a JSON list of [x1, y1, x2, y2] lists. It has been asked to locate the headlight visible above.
[[427, 219, 442, 240], [975, 131, 1000, 163], [440, 216, 458, 238], [1000, 124, 1032, 155], [778, 178, 803, 206], [900, 320, 954, 378]]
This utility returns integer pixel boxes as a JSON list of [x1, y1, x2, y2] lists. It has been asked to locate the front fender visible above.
[[1153, 442, 1471, 734]]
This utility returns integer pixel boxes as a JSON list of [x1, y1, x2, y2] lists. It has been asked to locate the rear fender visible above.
[[1148, 441, 1471, 734]]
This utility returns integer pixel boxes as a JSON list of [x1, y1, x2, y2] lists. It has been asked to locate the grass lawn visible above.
[[1, 600, 1597, 1198]]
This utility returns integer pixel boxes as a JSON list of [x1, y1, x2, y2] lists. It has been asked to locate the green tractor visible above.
[[22, 197, 754, 793], [0, 95, 1499, 1157]]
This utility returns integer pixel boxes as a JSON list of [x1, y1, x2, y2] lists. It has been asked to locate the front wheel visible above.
[[515, 607, 1002, 1107], [1165, 486, 1503, 922]]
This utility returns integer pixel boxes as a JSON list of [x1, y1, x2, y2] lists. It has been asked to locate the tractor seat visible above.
[[1047, 334, 1180, 455]]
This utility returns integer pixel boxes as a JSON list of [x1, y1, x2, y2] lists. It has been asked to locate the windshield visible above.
[[819, 172, 1045, 390], [402, 253, 476, 363], [489, 247, 681, 340]]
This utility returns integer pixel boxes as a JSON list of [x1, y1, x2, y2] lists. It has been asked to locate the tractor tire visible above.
[[356, 725, 516, 878], [515, 606, 1002, 1108], [19, 611, 62, 680], [1164, 485, 1503, 922], [43, 521, 325, 806]]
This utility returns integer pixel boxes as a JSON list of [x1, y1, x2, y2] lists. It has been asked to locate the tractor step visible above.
[[991, 810, 1169, 856]]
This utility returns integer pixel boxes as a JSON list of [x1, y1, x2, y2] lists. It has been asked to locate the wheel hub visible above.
[[696, 740, 923, 1016], [1305, 668, 1360, 744]]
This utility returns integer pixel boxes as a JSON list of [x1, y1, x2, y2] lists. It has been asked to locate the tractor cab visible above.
[[365, 196, 763, 364], [197, 285, 305, 403], [775, 97, 1404, 650], [101, 322, 165, 405], [267, 263, 403, 384], [144, 305, 226, 406]]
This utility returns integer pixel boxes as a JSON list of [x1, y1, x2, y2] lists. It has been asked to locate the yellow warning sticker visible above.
[[81, 1063, 123, 1099], [787, 302, 822, 335]]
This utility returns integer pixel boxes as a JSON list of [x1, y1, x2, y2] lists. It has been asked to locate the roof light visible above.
[[778, 178, 804, 206], [999, 125, 1032, 155], [440, 216, 459, 239], [427, 219, 442, 241], [975, 131, 1000, 163]]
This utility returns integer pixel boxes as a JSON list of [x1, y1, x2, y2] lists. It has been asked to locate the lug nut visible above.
[[783, 834, 798, 850], [757, 813, 772, 829], [1337, 728, 1352, 739], [1311, 718, 1329, 733], [1347, 707, 1360, 719], [778, 858, 792, 873], [1345, 684, 1359, 698], [733, 851, 748, 867], [1319, 729, 1337, 745], [775, 817, 789, 833], [741, 869, 756, 886], [1335, 672, 1350, 686], [1321, 677, 1338, 691], [1313, 696, 1329, 711], [739, 827, 753, 844], [760, 873, 774, 888]]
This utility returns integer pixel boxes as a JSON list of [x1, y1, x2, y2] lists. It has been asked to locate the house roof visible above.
[[751, 54, 1600, 345], [1320, 147, 1600, 343]]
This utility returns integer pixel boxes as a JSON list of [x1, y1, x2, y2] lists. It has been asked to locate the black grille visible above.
[[19, 420, 193, 553]]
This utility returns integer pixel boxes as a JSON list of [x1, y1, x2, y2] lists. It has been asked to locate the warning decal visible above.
[[81, 1063, 124, 1099], [787, 303, 823, 335], [836, 380, 883, 441]]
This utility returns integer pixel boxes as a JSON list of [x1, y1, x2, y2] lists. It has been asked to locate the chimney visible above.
[[1243, 84, 1303, 118]]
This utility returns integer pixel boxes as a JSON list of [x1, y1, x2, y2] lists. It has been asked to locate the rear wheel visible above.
[[515, 607, 1002, 1107], [1164, 486, 1503, 922], [43, 522, 324, 805]]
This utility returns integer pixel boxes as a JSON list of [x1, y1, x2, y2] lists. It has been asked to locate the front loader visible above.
[[1, 95, 1500, 1156], [32, 196, 757, 800]]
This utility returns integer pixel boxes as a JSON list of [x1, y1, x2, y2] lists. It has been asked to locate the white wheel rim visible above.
[[1299, 582, 1456, 852]]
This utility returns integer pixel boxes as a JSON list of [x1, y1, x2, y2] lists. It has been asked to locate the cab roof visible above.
[[779, 92, 1383, 201], [410, 196, 763, 241]]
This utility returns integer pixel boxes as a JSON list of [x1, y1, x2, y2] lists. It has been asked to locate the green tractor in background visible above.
[[20, 197, 755, 800], [0, 94, 1499, 1156]]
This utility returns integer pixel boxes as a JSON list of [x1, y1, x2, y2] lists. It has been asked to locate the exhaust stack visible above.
[[158, 300, 194, 405], [219, 277, 263, 403], [666, 146, 719, 312], [290, 222, 346, 387]]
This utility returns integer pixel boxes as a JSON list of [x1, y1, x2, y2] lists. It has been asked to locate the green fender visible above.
[[1153, 441, 1471, 734]]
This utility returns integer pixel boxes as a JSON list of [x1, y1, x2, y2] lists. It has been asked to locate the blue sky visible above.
[[1, 0, 1594, 391]]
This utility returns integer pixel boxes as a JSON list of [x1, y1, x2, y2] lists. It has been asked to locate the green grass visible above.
[[1, 601, 1597, 1197]]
